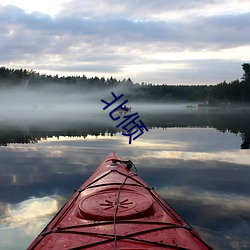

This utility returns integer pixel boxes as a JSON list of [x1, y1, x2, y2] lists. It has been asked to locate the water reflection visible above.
[[1, 196, 59, 228], [0, 108, 250, 249], [0, 196, 62, 250], [0, 107, 250, 149]]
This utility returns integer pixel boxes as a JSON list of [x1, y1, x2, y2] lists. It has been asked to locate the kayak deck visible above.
[[28, 152, 213, 249]]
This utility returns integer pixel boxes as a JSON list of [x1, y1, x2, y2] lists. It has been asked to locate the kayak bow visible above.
[[28, 152, 213, 249]]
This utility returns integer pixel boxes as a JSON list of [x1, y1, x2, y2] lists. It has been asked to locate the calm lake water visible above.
[[0, 105, 250, 249]]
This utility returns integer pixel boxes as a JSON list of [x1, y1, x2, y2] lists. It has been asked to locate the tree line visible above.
[[0, 63, 249, 104], [208, 63, 250, 105]]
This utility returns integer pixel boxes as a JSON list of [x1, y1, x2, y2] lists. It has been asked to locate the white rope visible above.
[[113, 171, 136, 249]]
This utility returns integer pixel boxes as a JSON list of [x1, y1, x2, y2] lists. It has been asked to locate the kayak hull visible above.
[[28, 152, 213, 249]]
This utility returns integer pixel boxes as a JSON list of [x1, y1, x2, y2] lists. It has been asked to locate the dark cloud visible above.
[[184, 13, 250, 49], [1, 4, 249, 47]]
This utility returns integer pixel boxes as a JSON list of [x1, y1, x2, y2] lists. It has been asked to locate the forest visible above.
[[0, 63, 250, 104]]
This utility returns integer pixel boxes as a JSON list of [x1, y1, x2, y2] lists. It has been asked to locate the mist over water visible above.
[[0, 85, 102, 122], [0, 84, 250, 249], [0, 84, 198, 126], [0, 84, 250, 150]]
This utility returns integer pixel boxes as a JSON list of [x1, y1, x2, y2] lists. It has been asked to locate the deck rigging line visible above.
[[112, 159, 138, 249], [36, 159, 212, 250]]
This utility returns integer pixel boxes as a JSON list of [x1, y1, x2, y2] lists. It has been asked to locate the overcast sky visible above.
[[0, 0, 250, 85]]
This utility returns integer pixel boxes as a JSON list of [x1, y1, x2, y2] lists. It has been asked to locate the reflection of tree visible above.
[[0, 123, 118, 146], [0, 131, 38, 146], [140, 109, 250, 150], [241, 133, 250, 149], [207, 110, 250, 150], [0, 109, 250, 149]]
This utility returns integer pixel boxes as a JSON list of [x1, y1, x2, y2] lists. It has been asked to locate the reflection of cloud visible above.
[[0, 196, 62, 249], [157, 186, 250, 216], [157, 186, 250, 249], [0, 196, 59, 231], [0, 202, 7, 218], [122, 139, 185, 150], [153, 150, 250, 166]]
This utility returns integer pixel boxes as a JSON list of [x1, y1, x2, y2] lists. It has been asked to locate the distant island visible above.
[[0, 63, 249, 105]]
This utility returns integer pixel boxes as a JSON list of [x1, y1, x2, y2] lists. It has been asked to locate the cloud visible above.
[[0, 1, 250, 84], [58, 0, 242, 19]]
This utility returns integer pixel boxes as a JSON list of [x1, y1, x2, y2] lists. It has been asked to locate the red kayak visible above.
[[28, 152, 213, 249]]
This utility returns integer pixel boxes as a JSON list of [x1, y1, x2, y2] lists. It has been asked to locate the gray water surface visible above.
[[0, 107, 250, 249]]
